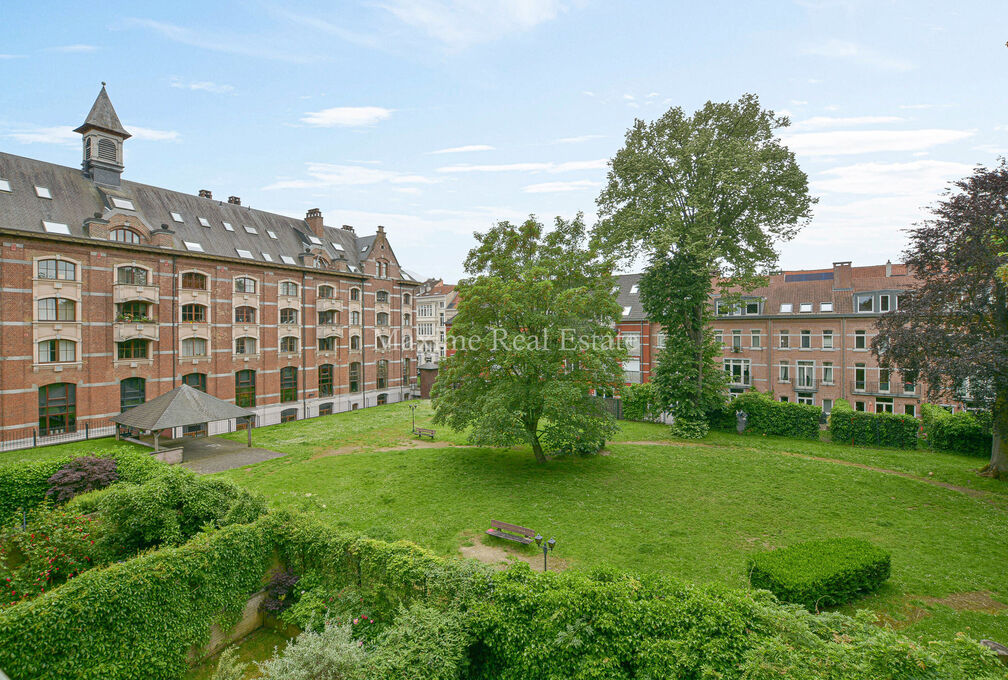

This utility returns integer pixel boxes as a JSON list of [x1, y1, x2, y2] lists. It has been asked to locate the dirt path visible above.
[[459, 539, 569, 572]]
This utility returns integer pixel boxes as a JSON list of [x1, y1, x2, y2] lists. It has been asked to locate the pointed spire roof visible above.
[[74, 83, 131, 139]]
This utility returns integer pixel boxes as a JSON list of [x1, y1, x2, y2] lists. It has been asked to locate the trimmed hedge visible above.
[[828, 400, 920, 449], [619, 382, 664, 423], [0, 446, 165, 522], [746, 538, 891, 610], [713, 392, 822, 439], [922, 404, 993, 457]]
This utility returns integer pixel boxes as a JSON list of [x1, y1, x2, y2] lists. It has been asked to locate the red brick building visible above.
[[0, 86, 419, 443], [615, 261, 956, 417]]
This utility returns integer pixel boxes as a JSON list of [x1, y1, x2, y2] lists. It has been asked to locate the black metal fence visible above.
[[0, 419, 118, 453]]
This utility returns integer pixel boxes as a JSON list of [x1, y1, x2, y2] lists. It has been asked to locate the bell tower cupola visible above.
[[74, 83, 131, 186]]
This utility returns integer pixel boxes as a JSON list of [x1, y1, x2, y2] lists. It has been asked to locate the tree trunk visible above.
[[980, 390, 1008, 478], [525, 416, 547, 464], [530, 436, 547, 464], [694, 303, 704, 405]]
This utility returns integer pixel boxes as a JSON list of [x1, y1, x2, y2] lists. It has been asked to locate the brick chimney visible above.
[[341, 224, 355, 233], [198, 189, 212, 199], [151, 223, 175, 248], [228, 196, 241, 205], [306, 208, 324, 238], [832, 261, 853, 291], [885, 259, 892, 277]]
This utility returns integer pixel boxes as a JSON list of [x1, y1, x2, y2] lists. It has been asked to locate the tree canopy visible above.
[[431, 215, 624, 463], [874, 160, 1008, 477]]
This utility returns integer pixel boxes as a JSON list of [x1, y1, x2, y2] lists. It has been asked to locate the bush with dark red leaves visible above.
[[45, 456, 119, 504], [262, 568, 301, 614]]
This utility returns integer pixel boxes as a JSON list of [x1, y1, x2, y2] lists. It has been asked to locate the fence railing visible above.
[[0, 419, 118, 453], [851, 381, 919, 397]]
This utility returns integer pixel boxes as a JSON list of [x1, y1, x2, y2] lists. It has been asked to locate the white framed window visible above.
[[857, 294, 873, 312], [822, 330, 834, 349], [198, 217, 211, 227], [267, 230, 278, 239], [855, 330, 867, 350], [799, 303, 812, 313], [42, 220, 70, 234], [183, 241, 205, 252], [779, 330, 789, 349], [822, 398, 834, 414], [820, 302, 833, 312], [170, 211, 184, 223], [797, 393, 814, 405], [235, 248, 254, 259], [714, 330, 723, 346], [0, 179, 11, 192], [778, 362, 790, 382], [724, 358, 751, 386], [780, 303, 793, 313], [822, 362, 834, 385], [800, 330, 811, 348], [244, 225, 258, 234], [180, 337, 208, 358], [750, 329, 760, 348], [880, 294, 890, 312], [222, 221, 234, 232], [111, 197, 135, 210], [35, 186, 52, 199], [745, 300, 760, 315], [731, 330, 742, 350]]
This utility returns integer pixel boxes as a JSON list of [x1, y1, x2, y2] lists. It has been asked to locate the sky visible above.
[[1, 0, 1005, 282]]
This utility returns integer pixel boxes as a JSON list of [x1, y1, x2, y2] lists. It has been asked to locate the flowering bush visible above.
[[0, 503, 99, 604], [46, 456, 118, 503]]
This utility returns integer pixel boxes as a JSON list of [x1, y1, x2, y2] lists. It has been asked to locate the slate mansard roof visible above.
[[0, 149, 390, 273]]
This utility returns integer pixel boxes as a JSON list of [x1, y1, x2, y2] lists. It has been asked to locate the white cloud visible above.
[[523, 179, 599, 193], [623, 94, 635, 100], [781, 128, 973, 156], [120, 17, 313, 63], [789, 115, 904, 130], [899, 103, 953, 110], [429, 144, 495, 154], [7, 123, 178, 145], [170, 77, 235, 94], [801, 39, 913, 72], [582, 90, 595, 97], [47, 44, 98, 53], [813, 160, 973, 196], [646, 92, 659, 98], [0, 54, 25, 59], [127, 126, 181, 141], [301, 106, 393, 127], [264, 163, 437, 190], [790, 99, 809, 106], [553, 134, 604, 144], [437, 159, 606, 173], [380, 0, 571, 49]]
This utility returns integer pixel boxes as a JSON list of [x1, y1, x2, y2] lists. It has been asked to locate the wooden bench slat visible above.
[[485, 529, 533, 544], [490, 520, 536, 537]]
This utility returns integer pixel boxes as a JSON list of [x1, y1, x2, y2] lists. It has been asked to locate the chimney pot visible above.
[[305, 208, 324, 238], [885, 259, 892, 277], [228, 196, 241, 205], [342, 224, 355, 233], [199, 189, 213, 199]]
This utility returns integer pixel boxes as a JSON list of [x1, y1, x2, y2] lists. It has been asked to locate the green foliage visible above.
[[0, 502, 99, 603], [716, 392, 821, 439], [211, 647, 246, 680], [667, 415, 710, 439], [828, 400, 920, 449], [367, 603, 469, 680], [431, 215, 623, 463], [922, 404, 993, 457], [746, 538, 892, 611], [0, 446, 164, 522], [257, 619, 366, 680], [617, 382, 663, 423], [46, 456, 118, 503]]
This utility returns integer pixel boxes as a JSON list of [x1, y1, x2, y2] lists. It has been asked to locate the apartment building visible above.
[[415, 279, 457, 365], [615, 261, 932, 416], [0, 86, 419, 439]]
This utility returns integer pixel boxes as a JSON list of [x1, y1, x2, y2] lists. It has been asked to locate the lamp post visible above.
[[534, 534, 556, 572], [409, 403, 417, 433]]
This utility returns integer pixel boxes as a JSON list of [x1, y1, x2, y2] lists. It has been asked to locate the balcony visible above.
[[791, 377, 818, 392], [852, 381, 918, 397], [317, 297, 342, 313], [113, 283, 159, 305], [113, 319, 159, 342]]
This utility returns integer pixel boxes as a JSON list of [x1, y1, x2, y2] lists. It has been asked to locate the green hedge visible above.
[[714, 392, 822, 439], [922, 404, 993, 457], [828, 400, 920, 449], [618, 382, 664, 423], [746, 538, 891, 610], [0, 446, 165, 522]]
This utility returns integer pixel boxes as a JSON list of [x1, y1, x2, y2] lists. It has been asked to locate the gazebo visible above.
[[111, 384, 256, 453]]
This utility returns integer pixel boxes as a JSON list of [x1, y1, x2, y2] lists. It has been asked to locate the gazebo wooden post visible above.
[[247, 417, 252, 448], [153, 430, 159, 452]]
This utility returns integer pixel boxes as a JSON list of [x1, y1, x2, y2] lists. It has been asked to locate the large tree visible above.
[[431, 215, 624, 463], [873, 161, 1008, 478], [593, 94, 814, 422]]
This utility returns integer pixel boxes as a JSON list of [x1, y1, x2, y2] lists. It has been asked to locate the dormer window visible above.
[[35, 186, 52, 199], [110, 228, 141, 244]]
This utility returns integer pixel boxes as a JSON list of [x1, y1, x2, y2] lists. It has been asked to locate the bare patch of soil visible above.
[[878, 591, 1007, 630], [459, 536, 569, 572], [310, 444, 359, 459]]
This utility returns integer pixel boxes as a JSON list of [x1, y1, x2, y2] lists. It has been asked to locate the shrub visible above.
[[828, 401, 919, 449], [257, 619, 366, 680], [746, 538, 891, 610], [46, 456, 119, 503], [367, 603, 469, 680], [211, 647, 246, 680], [668, 415, 709, 439], [262, 568, 301, 614], [721, 392, 821, 439], [923, 404, 992, 457], [619, 382, 664, 423]]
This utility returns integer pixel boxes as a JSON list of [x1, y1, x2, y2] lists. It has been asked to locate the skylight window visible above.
[[622, 306, 632, 316], [42, 220, 70, 234], [222, 221, 234, 232], [361, 246, 368, 252], [111, 197, 135, 210], [235, 248, 254, 259], [198, 217, 211, 227], [244, 225, 258, 235], [799, 303, 813, 313], [630, 284, 639, 294], [0, 179, 10, 192], [308, 235, 322, 245], [35, 186, 51, 199], [280, 255, 296, 265], [331, 242, 344, 252], [184, 241, 205, 252], [820, 302, 833, 312], [261, 253, 274, 262], [171, 212, 184, 223], [780, 303, 793, 313], [267, 230, 278, 239]]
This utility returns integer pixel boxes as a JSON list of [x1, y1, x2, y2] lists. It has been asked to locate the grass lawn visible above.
[[184, 628, 292, 680], [0, 437, 147, 465], [218, 400, 1008, 644]]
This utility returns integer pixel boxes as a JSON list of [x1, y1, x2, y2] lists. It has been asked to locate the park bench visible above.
[[415, 427, 435, 439], [486, 520, 535, 545]]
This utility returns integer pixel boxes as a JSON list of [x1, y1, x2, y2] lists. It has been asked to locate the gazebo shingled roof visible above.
[[111, 384, 254, 431]]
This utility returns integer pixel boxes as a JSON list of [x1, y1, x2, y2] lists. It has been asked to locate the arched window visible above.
[[182, 372, 207, 392], [37, 259, 76, 281], [403, 293, 411, 305], [280, 366, 297, 402], [318, 336, 336, 352], [280, 308, 298, 325], [318, 310, 339, 325], [37, 298, 76, 321], [180, 337, 207, 357], [279, 281, 298, 297], [235, 306, 256, 323], [376, 312, 389, 326], [181, 304, 207, 323], [319, 364, 334, 397], [120, 378, 145, 411], [38, 339, 76, 363], [350, 287, 360, 301], [117, 339, 150, 360], [181, 272, 207, 290], [116, 301, 151, 321], [280, 336, 298, 353], [281, 408, 298, 423], [109, 228, 141, 244], [235, 370, 256, 407], [349, 362, 361, 393], [235, 337, 257, 355], [234, 276, 256, 294], [350, 310, 360, 325], [403, 313, 411, 325], [376, 290, 389, 303], [39, 383, 75, 435], [116, 266, 148, 286], [318, 285, 334, 299], [377, 360, 388, 389], [350, 335, 360, 350], [402, 335, 411, 349]]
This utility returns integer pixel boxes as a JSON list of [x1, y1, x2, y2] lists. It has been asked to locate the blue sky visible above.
[[1, 1, 1005, 281]]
